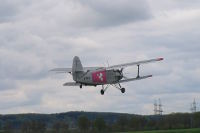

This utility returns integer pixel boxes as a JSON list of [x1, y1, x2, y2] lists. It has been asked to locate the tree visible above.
[[128, 116, 148, 131], [94, 117, 106, 132], [193, 112, 200, 128], [52, 121, 69, 133], [34, 121, 46, 133], [129, 116, 140, 130], [21, 120, 46, 133], [21, 121, 31, 133], [78, 116, 90, 132], [117, 116, 128, 131], [3, 121, 14, 133]]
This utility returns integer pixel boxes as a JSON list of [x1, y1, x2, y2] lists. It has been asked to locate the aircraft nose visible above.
[[115, 70, 123, 77]]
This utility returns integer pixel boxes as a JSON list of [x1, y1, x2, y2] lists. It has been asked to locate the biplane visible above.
[[51, 56, 163, 95]]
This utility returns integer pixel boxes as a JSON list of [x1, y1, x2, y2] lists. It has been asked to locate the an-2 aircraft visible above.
[[51, 56, 163, 95]]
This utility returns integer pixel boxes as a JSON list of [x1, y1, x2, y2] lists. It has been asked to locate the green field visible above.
[[122, 128, 200, 133]]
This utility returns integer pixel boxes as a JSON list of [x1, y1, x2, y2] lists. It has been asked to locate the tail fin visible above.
[[72, 56, 83, 72], [72, 56, 83, 81]]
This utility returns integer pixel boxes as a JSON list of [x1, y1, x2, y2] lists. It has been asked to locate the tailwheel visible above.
[[121, 88, 125, 93], [100, 89, 104, 95]]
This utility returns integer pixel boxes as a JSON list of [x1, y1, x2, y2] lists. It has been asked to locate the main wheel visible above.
[[121, 88, 125, 93], [100, 89, 104, 95], [80, 84, 82, 89]]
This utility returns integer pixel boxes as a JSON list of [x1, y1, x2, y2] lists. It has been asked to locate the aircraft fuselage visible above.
[[75, 69, 123, 85], [51, 56, 163, 95]]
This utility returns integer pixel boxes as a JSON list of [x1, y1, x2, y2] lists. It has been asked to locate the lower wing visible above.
[[63, 75, 152, 86], [119, 75, 152, 83]]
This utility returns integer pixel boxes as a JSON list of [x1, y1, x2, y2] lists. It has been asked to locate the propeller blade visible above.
[[123, 75, 129, 80]]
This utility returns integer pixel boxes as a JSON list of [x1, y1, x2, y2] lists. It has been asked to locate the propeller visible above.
[[118, 68, 131, 80], [104, 60, 129, 80], [117, 68, 124, 79], [123, 75, 129, 80]]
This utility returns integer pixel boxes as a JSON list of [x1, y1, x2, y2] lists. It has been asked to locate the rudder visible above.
[[72, 56, 83, 81]]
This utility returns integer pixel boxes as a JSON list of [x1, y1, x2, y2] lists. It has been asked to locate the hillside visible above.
[[0, 111, 136, 128], [0, 111, 200, 132]]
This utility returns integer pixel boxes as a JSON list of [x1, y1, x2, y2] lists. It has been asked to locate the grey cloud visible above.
[[0, 48, 48, 81], [23, 0, 152, 29], [0, 0, 30, 23], [0, 91, 42, 110], [0, 1, 17, 22], [78, 0, 152, 27], [148, 0, 200, 12], [0, 79, 16, 90]]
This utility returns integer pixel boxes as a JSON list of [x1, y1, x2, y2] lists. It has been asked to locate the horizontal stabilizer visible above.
[[63, 82, 80, 86], [50, 67, 104, 73], [119, 75, 152, 83], [50, 68, 72, 73]]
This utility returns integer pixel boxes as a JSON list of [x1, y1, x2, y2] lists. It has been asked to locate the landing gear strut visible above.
[[100, 84, 125, 95]]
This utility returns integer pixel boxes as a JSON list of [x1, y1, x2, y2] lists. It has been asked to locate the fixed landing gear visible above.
[[100, 84, 125, 95], [100, 85, 109, 95], [80, 84, 82, 89], [100, 89, 104, 95], [111, 84, 125, 94]]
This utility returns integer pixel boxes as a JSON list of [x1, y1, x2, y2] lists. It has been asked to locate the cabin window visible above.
[[84, 77, 90, 80]]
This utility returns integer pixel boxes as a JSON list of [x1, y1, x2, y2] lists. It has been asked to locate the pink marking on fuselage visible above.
[[92, 70, 107, 84]]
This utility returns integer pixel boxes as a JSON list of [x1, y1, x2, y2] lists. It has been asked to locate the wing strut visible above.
[[137, 65, 140, 78]]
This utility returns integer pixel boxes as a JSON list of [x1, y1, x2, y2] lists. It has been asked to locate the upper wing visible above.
[[50, 67, 104, 73], [119, 75, 152, 83], [107, 58, 163, 69], [84, 67, 105, 71]]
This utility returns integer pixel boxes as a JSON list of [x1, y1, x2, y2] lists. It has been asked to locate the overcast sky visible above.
[[0, 0, 200, 115]]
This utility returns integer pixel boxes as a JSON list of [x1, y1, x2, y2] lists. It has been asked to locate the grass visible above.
[[122, 128, 200, 133]]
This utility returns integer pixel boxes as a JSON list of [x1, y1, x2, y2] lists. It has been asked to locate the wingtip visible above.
[[49, 68, 56, 71], [157, 57, 164, 61], [48, 69, 54, 72]]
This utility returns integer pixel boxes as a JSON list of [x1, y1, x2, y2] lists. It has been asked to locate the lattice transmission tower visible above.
[[154, 98, 163, 115]]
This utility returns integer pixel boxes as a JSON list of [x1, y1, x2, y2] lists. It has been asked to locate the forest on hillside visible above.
[[0, 111, 200, 133]]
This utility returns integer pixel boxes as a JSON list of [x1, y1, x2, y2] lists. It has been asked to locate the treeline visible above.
[[0, 116, 107, 133], [0, 112, 200, 133]]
